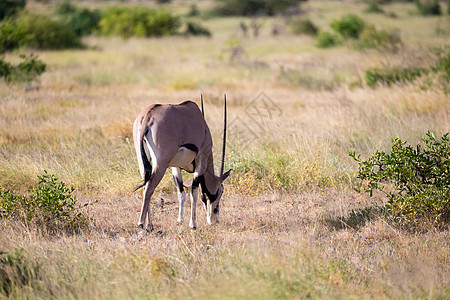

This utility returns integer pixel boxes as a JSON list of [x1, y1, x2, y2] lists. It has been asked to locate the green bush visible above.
[[0, 171, 96, 232], [214, 0, 301, 16], [183, 21, 211, 37], [290, 18, 318, 36], [414, 0, 441, 15], [350, 132, 449, 228], [365, 67, 426, 87], [15, 12, 82, 49], [0, 54, 46, 82], [98, 6, 180, 38], [0, 20, 25, 53], [330, 14, 366, 39], [315, 31, 341, 48], [55, 1, 100, 37], [358, 24, 402, 52], [0, 0, 26, 21]]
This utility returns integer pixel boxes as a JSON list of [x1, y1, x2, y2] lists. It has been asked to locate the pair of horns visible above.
[[201, 94, 227, 176]]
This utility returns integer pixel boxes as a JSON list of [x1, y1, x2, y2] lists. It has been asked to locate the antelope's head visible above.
[[202, 170, 231, 224], [202, 95, 231, 225]]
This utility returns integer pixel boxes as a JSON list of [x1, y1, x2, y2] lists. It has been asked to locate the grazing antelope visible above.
[[133, 96, 231, 231]]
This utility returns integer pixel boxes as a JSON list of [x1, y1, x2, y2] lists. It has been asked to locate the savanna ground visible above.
[[1, 0, 449, 298]]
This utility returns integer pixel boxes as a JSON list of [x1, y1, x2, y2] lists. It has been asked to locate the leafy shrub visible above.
[[315, 31, 341, 48], [98, 6, 180, 38], [55, 1, 100, 37], [365, 67, 426, 87], [0, 249, 40, 297], [15, 12, 82, 49], [0, 171, 96, 232], [350, 132, 449, 228], [214, 0, 302, 16], [358, 24, 402, 52], [183, 21, 211, 37], [290, 18, 318, 36], [0, 54, 46, 82], [414, 0, 441, 15], [0, 20, 25, 53], [330, 14, 366, 39], [0, 0, 25, 21]]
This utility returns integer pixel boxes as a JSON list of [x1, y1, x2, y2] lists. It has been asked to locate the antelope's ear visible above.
[[220, 169, 231, 182]]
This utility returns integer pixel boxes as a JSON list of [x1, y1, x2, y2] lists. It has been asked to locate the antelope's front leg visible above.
[[172, 167, 186, 224], [189, 174, 200, 229]]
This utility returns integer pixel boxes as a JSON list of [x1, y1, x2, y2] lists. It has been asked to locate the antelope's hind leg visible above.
[[138, 166, 166, 232]]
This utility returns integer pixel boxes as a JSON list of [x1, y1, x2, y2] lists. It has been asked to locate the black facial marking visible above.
[[198, 176, 219, 203]]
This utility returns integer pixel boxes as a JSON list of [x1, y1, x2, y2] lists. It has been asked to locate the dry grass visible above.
[[1, 0, 449, 298]]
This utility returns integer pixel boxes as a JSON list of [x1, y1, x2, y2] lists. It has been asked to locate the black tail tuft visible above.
[[135, 130, 152, 191], [134, 171, 151, 191]]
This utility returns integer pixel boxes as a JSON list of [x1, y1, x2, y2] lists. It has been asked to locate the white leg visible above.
[[138, 188, 148, 229], [172, 167, 185, 224], [189, 186, 198, 229]]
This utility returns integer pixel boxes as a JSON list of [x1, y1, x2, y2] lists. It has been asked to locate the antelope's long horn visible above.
[[201, 94, 204, 118], [220, 94, 227, 176]]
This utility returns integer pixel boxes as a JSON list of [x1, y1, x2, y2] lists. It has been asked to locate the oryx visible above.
[[133, 96, 230, 231]]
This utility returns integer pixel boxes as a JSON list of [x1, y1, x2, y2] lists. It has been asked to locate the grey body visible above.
[[133, 100, 230, 231]]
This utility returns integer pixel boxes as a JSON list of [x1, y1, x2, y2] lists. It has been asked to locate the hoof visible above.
[[190, 226, 197, 230], [138, 223, 144, 229]]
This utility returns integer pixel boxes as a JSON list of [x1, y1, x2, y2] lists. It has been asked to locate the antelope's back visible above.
[[146, 101, 211, 151]]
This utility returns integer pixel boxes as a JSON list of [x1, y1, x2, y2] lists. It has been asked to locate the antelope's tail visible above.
[[134, 129, 152, 191]]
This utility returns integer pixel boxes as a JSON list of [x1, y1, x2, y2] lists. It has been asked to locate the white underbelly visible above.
[[169, 147, 196, 169]]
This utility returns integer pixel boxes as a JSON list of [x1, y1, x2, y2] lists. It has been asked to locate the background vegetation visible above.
[[0, 0, 449, 298]]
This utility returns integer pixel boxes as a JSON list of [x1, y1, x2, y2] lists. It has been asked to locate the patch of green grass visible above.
[[278, 66, 342, 90], [228, 144, 347, 194], [315, 31, 341, 48]]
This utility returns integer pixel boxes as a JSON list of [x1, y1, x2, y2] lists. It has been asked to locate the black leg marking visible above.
[[173, 175, 184, 193]]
